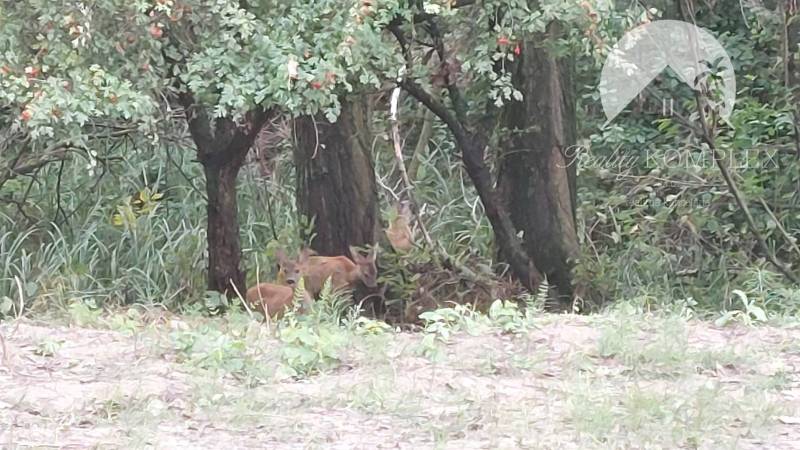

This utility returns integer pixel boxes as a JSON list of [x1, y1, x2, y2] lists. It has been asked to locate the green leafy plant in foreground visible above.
[[276, 278, 350, 378]]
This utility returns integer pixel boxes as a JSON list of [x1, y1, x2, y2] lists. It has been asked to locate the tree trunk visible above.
[[179, 93, 269, 297], [498, 30, 580, 309], [461, 133, 544, 291], [788, 2, 799, 157], [293, 99, 379, 256], [203, 154, 247, 294]]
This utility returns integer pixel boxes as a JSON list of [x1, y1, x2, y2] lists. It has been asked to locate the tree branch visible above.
[[400, 79, 466, 144]]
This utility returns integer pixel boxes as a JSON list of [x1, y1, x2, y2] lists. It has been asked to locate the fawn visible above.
[[244, 282, 313, 319], [280, 246, 378, 297], [385, 201, 414, 252]]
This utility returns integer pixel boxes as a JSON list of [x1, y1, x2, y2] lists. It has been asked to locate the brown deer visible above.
[[385, 201, 414, 252], [280, 246, 378, 297], [244, 282, 313, 319]]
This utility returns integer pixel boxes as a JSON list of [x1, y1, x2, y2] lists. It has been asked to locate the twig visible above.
[[54, 159, 68, 228], [264, 181, 278, 241], [166, 147, 207, 202], [14, 275, 25, 318], [758, 197, 800, 260], [389, 76, 437, 253], [408, 103, 436, 181]]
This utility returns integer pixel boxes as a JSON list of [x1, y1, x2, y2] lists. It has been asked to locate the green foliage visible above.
[[33, 337, 63, 357], [1, 0, 799, 319], [715, 289, 769, 327], [274, 278, 353, 377], [67, 299, 103, 327], [487, 299, 533, 334], [170, 320, 273, 383], [350, 316, 394, 336], [276, 319, 346, 378], [573, 0, 800, 312]]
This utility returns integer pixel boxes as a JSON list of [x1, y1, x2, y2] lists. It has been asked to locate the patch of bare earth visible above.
[[2, 315, 800, 449]]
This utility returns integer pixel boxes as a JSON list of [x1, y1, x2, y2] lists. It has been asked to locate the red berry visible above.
[[149, 25, 163, 39], [497, 36, 510, 46], [20, 110, 32, 121], [514, 43, 521, 55], [310, 81, 323, 90]]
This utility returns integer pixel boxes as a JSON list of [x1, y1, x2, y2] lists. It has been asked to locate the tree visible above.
[[385, 2, 586, 303], [178, 95, 271, 293], [293, 98, 379, 256], [498, 25, 580, 307], [0, 1, 378, 297]]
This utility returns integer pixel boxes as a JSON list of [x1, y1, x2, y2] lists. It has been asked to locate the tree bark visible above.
[[787, 2, 799, 88], [787, 2, 799, 157], [461, 132, 544, 291], [202, 152, 248, 295], [498, 31, 580, 308], [179, 93, 269, 297], [293, 99, 379, 256]]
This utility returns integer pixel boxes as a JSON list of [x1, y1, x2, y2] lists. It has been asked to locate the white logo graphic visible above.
[[599, 20, 736, 125]]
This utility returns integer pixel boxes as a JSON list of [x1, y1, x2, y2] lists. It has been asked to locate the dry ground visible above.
[[1, 310, 800, 449]]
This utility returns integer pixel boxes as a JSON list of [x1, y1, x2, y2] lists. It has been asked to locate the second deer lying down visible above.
[[280, 246, 378, 297], [245, 282, 313, 319]]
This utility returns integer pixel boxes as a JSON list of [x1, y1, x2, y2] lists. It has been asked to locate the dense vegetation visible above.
[[1, 0, 799, 321]]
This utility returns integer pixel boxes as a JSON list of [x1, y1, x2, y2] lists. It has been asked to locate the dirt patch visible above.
[[2, 315, 800, 449]]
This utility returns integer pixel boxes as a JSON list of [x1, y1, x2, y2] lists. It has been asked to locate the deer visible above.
[[244, 282, 313, 319], [385, 201, 414, 253], [280, 246, 378, 298]]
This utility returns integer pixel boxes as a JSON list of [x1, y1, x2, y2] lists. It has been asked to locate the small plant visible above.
[[305, 277, 352, 325], [203, 290, 229, 315], [106, 308, 145, 334], [170, 321, 273, 383], [34, 338, 63, 357], [0, 296, 14, 319], [715, 289, 769, 327], [487, 299, 531, 334], [350, 316, 394, 336], [277, 315, 347, 378], [419, 303, 488, 339], [68, 299, 103, 327], [275, 278, 349, 377], [415, 303, 492, 360]]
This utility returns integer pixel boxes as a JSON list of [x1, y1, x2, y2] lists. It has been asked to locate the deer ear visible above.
[[349, 246, 362, 262], [298, 248, 313, 261], [275, 249, 287, 265]]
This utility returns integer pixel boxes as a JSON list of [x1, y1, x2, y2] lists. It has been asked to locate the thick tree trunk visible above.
[[293, 99, 379, 256], [498, 31, 580, 309], [203, 155, 247, 294], [179, 93, 269, 298], [788, 2, 799, 157]]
